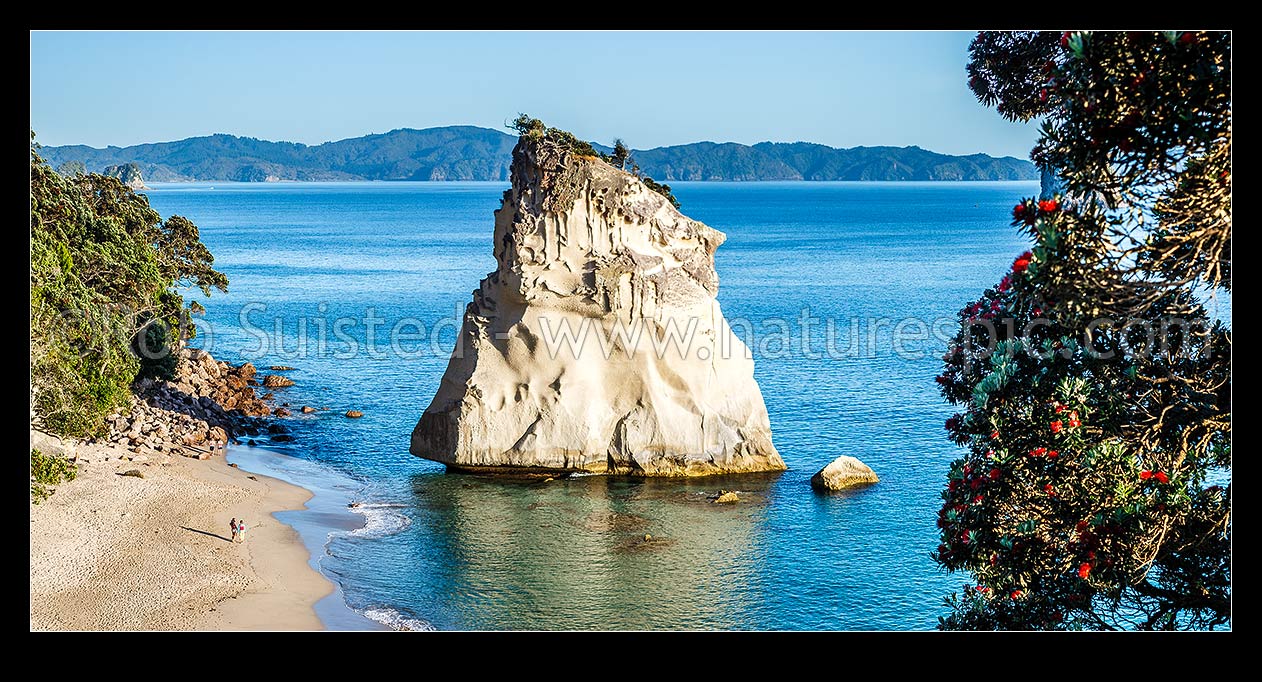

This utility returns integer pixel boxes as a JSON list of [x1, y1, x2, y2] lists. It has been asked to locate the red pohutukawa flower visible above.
[[1047, 450, 1059, 459], [1011, 589, 1023, 599], [1060, 31, 1071, 49], [1039, 199, 1059, 212], [1140, 470, 1154, 480], [1155, 471, 1169, 484], [1013, 203, 1026, 219], [1044, 484, 1056, 497], [1050, 420, 1064, 433], [1029, 447, 1047, 457], [1012, 257, 1031, 273], [1078, 562, 1092, 579], [990, 430, 1000, 440], [989, 468, 1000, 480]]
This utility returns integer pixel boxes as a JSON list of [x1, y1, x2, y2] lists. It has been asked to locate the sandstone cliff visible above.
[[411, 135, 784, 476]]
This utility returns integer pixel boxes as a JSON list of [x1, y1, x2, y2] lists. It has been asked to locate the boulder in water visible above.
[[811, 456, 879, 491]]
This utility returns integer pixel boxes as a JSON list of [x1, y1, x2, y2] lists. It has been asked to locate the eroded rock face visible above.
[[411, 138, 784, 476]]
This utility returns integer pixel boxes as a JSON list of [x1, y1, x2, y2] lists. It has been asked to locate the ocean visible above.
[[146, 179, 1042, 630]]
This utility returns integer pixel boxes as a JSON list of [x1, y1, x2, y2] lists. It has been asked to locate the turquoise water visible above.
[[146, 180, 1039, 630]]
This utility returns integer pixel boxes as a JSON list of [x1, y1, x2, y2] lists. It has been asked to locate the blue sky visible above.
[[30, 31, 1038, 158]]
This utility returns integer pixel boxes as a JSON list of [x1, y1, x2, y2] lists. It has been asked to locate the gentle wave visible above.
[[348, 502, 413, 538], [362, 607, 436, 631]]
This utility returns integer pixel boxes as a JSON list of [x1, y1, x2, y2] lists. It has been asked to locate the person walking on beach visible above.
[[237, 519, 247, 543], [230, 518, 239, 543]]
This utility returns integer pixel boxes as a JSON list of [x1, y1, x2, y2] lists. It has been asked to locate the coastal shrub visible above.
[[30, 136, 228, 438], [30, 448, 77, 504], [56, 160, 86, 177], [934, 31, 1230, 630], [509, 114, 681, 209]]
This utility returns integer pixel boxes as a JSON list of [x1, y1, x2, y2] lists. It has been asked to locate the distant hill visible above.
[[39, 126, 1037, 182]]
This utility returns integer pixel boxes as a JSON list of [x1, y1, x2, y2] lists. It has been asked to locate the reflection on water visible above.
[[381, 473, 778, 630]]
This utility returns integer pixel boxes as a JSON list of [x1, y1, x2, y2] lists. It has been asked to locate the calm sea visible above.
[[146, 180, 1042, 630]]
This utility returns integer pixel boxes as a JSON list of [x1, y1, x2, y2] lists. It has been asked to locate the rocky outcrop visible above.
[[810, 456, 879, 491], [411, 135, 783, 477], [103, 162, 146, 190], [92, 348, 282, 457]]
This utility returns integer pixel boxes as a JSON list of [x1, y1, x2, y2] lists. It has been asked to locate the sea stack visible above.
[[411, 130, 784, 476]]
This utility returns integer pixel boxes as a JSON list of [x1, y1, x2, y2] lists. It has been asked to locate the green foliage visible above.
[[56, 160, 86, 177], [30, 139, 228, 438], [30, 448, 78, 504], [639, 175, 681, 210], [510, 113, 601, 157], [936, 31, 1231, 630], [509, 114, 682, 209], [609, 139, 630, 170]]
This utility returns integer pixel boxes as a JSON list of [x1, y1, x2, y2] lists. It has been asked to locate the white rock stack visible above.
[[411, 135, 784, 476]]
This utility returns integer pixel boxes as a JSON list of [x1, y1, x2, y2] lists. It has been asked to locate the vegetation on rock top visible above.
[[511, 114, 682, 209]]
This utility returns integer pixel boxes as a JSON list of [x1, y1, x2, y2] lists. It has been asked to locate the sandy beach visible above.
[[30, 434, 330, 631]]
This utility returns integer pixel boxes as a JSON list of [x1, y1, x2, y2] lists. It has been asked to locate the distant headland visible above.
[[39, 126, 1036, 183]]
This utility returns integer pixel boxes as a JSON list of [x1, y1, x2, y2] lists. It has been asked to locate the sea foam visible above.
[[348, 502, 412, 538], [362, 607, 436, 631]]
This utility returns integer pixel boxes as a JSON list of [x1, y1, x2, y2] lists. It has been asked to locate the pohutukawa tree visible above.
[[934, 31, 1230, 630], [30, 137, 227, 438]]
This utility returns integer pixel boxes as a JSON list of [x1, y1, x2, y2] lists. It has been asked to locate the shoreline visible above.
[[224, 446, 387, 630], [30, 433, 331, 631]]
